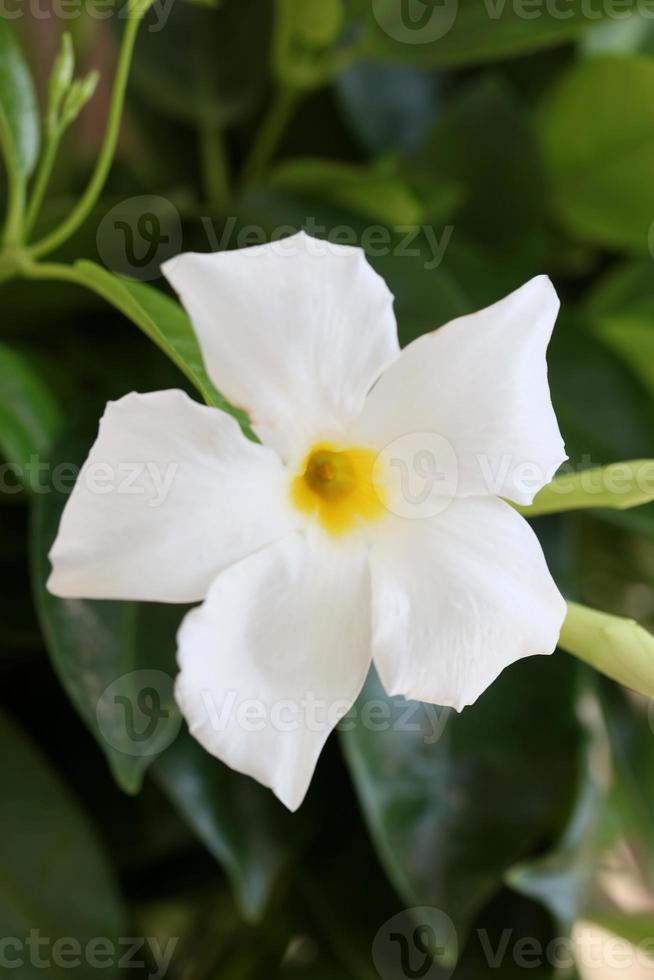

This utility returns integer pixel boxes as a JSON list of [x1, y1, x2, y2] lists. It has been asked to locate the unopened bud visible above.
[[46, 32, 74, 134], [60, 70, 100, 128]]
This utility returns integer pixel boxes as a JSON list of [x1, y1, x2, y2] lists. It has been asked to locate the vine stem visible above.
[[198, 121, 230, 211], [27, 8, 145, 259], [239, 85, 298, 191], [0, 115, 25, 247], [23, 131, 63, 238]]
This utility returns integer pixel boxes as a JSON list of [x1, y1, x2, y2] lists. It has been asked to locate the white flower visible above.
[[48, 232, 567, 811]]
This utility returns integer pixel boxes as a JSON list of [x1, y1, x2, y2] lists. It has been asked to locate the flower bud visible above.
[[560, 601, 654, 699], [60, 70, 100, 128], [46, 32, 74, 135]]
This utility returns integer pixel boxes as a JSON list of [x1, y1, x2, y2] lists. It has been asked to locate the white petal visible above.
[[162, 232, 399, 461], [175, 531, 372, 811], [354, 276, 566, 506], [48, 390, 298, 602], [369, 497, 566, 711]]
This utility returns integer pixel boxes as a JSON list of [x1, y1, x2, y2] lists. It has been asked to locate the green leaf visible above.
[[341, 655, 581, 953], [72, 261, 250, 431], [0, 710, 126, 980], [518, 461, 654, 517], [409, 76, 547, 256], [130, 0, 273, 127], [598, 683, 654, 878], [585, 259, 654, 396], [0, 341, 62, 485], [506, 732, 605, 933], [560, 601, 654, 699], [155, 729, 305, 921], [350, 0, 613, 68], [539, 56, 654, 251], [334, 62, 440, 157], [30, 428, 183, 795], [269, 157, 427, 226], [548, 310, 654, 466], [0, 17, 39, 177]]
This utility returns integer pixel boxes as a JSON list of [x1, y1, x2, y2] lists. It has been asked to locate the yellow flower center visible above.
[[291, 442, 386, 535]]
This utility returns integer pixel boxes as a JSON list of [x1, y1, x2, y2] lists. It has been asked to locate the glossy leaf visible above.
[[30, 429, 183, 794], [0, 17, 39, 176], [73, 260, 250, 430], [341, 655, 581, 952], [0, 341, 62, 483], [155, 729, 305, 921], [598, 682, 654, 875], [130, 0, 273, 126], [506, 731, 605, 933], [539, 56, 654, 250], [0, 711, 126, 980], [269, 157, 426, 226], [350, 0, 611, 68]]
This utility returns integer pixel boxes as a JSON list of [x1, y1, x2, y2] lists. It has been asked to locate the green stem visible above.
[[198, 121, 230, 210], [14, 258, 217, 407], [239, 85, 298, 190], [23, 130, 63, 239], [17, 259, 86, 286], [0, 116, 25, 247], [27, 10, 144, 259]]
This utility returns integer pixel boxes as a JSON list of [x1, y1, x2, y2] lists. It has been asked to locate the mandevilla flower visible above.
[[48, 232, 567, 811]]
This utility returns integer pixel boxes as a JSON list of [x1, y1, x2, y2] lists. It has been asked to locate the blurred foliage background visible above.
[[3, 0, 654, 977]]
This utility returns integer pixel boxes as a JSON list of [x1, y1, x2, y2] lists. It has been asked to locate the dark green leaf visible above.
[[30, 428, 183, 795], [0, 341, 62, 485], [506, 731, 605, 932], [131, 0, 273, 126], [599, 682, 654, 881], [73, 260, 250, 431], [341, 655, 581, 952], [155, 729, 305, 921], [351, 0, 614, 68], [0, 710, 126, 980], [409, 76, 547, 256], [539, 56, 654, 251], [269, 157, 428, 225]]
